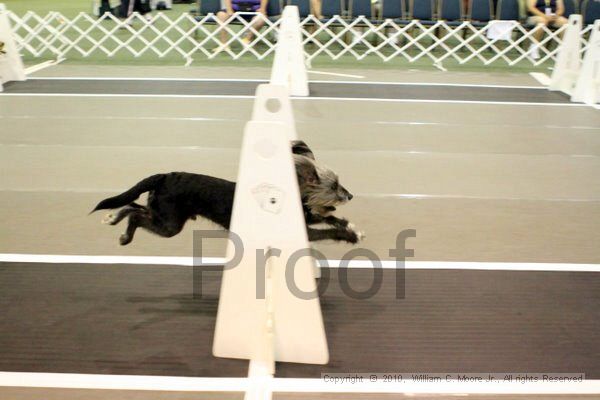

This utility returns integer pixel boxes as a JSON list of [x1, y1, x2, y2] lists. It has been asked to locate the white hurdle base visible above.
[[0, 3, 25, 92], [549, 14, 582, 95], [270, 6, 309, 97], [213, 84, 328, 399], [571, 20, 600, 104]]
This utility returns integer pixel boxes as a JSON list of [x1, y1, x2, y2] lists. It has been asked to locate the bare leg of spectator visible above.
[[554, 16, 568, 37], [215, 10, 232, 52], [243, 13, 266, 44], [527, 17, 547, 60], [310, 0, 323, 19]]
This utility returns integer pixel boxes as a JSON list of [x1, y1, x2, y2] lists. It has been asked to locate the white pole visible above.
[[571, 19, 600, 104], [0, 3, 26, 91]]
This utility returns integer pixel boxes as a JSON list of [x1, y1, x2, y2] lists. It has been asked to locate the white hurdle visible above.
[[213, 7, 325, 400], [571, 20, 600, 104], [549, 14, 582, 95], [269, 6, 309, 96], [212, 86, 328, 399], [0, 3, 25, 92]]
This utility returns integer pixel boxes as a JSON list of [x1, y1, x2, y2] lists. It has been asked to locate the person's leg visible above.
[[215, 10, 231, 48], [137, 0, 152, 21], [310, 0, 323, 19], [554, 16, 568, 26], [527, 16, 546, 59], [118, 0, 135, 27], [528, 16, 546, 42], [245, 13, 267, 42], [553, 16, 568, 37]]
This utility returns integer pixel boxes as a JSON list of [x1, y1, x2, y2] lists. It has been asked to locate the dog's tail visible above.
[[91, 174, 165, 213]]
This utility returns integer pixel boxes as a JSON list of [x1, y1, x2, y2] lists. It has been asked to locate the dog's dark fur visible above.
[[91, 141, 363, 245]]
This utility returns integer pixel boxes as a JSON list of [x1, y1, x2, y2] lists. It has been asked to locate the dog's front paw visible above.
[[336, 218, 350, 228], [344, 225, 365, 244], [119, 233, 132, 246]]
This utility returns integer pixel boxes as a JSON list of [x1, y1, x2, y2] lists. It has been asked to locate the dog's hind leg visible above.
[[119, 211, 185, 245], [102, 205, 146, 226]]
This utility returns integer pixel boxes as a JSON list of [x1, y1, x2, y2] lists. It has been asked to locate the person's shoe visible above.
[[528, 44, 540, 60], [387, 32, 399, 45], [119, 19, 134, 29], [212, 45, 231, 53]]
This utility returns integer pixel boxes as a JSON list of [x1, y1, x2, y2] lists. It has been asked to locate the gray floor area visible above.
[[1, 264, 598, 378], [3, 389, 598, 400], [1, 92, 599, 262]]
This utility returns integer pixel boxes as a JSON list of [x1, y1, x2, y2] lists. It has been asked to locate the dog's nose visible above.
[[347, 193, 353, 201]]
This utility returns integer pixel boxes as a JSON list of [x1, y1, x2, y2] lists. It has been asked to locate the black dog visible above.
[[92, 141, 364, 245]]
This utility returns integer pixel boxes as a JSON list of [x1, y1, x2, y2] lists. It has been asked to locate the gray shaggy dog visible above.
[[92, 141, 364, 245]]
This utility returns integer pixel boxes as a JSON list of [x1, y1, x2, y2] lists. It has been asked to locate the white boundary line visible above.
[[0, 93, 255, 100], [0, 93, 584, 107], [24, 60, 60, 76], [1, 254, 599, 272], [0, 372, 598, 394], [295, 97, 585, 107], [26, 76, 543, 89], [307, 70, 365, 79], [530, 72, 552, 86], [27, 77, 269, 82], [2, 188, 599, 203]]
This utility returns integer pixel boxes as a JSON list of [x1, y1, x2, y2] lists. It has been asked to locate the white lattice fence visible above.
[[5, 10, 595, 67]]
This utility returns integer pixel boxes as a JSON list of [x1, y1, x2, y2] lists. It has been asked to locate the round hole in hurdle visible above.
[[265, 98, 281, 113]]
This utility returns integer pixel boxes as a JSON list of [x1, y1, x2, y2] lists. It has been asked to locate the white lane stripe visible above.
[[0, 372, 598, 394], [0, 115, 235, 122], [0, 144, 240, 151], [27, 76, 269, 82], [2, 144, 599, 159], [307, 70, 365, 79], [24, 60, 60, 75], [0, 93, 585, 107], [313, 81, 546, 89], [0, 93, 255, 99], [359, 193, 600, 203], [529, 72, 552, 86], [2, 115, 598, 130], [374, 120, 600, 130], [1, 188, 598, 203], [26, 76, 544, 89], [297, 97, 586, 107], [1, 254, 599, 272]]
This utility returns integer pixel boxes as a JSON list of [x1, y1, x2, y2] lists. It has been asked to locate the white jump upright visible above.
[[214, 7, 325, 398], [212, 85, 328, 398], [571, 20, 600, 104], [0, 3, 25, 92], [549, 15, 582, 94], [270, 6, 309, 96]]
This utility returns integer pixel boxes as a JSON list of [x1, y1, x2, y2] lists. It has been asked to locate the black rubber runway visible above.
[[1, 79, 573, 104], [0, 262, 598, 378]]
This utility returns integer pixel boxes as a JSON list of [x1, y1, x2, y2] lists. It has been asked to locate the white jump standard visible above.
[[0, 3, 26, 92]]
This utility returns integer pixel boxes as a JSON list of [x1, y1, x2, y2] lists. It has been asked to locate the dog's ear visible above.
[[291, 140, 316, 160], [293, 155, 320, 185]]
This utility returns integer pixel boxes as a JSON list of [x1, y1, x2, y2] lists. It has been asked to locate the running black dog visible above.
[[92, 141, 364, 245]]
